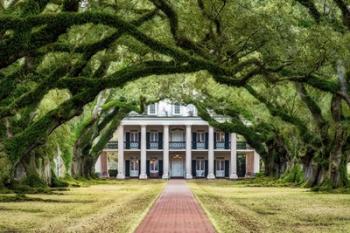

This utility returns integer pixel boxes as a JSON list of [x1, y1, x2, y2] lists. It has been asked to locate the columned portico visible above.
[[230, 133, 238, 179], [139, 125, 147, 179], [162, 125, 169, 179], [185, 125, 193, 179], [207, 126, 215, 179], [117, 125, 125, 179]]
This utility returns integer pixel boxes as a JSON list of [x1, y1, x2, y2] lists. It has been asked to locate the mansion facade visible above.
[[96, 100, 260, 179]]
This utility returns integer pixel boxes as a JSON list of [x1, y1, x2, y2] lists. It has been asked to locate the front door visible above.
[[130, 159, 139, 177], [196, 159, 205, 177], [171, 159, 184, 177], [216, 159, 225, 177]]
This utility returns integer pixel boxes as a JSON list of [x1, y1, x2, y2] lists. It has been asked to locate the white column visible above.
[[139, 125, 147, 179], [207, 126, 215, 179], [117, 125, 125, 179], [185, 125, 193, 179], [162, 125, 169, 179], [253, 151, 260, 174], [229, 133, 238, 179]]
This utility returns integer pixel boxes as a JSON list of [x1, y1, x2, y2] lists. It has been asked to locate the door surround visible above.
[[170, 154, 184, 178]]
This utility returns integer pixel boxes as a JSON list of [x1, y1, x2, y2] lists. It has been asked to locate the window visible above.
[[197, 132, 205, 143], [148, 104, 156, 115], [130, 131, 139, 142], [196, 160, 205, 171], [174, 103, 181, 115], [150, 159, 159, 172], [216, 132, 225, 142], [216, 160, 225, 171], [150, 131, 158, 142], [130, 160, 139, 171]]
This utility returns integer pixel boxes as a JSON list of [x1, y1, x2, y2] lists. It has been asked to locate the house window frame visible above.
[[216, 131, 225, 142], [150, 159, 159, 172], [130, 131, 139, 142], [196, 159, 205, 171], [197, 131, 205, 143], [130, 159, 139, 171], [148, 104, 157, 115], [173, 103, 181, 115], [216, 159, 225, 171], [150, 131, 158, 142]]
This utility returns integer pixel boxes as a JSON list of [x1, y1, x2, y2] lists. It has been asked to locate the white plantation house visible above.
[[95, 100, 260, 179]]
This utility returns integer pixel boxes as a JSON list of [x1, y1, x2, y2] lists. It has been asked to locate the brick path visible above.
[[135, 180, 215, 233]]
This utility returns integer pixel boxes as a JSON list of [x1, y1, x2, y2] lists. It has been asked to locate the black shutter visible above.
[[214, 132, 217, 149], [125, 132, 130, 149], [192, 132, 197, 149], [159, 160, 163, 177], [224, 133, 229, 149], [146, 160, 150, 177], [214, 160, 217, 176], [205, 133, 208, 149], [225, 160, 229, 177], [146, 132, 150, 149], [205, 160, 208, 177], [158, 132, 163, 149], [138, 132, 141, 149], [125, 160, 130, 177], [192, 160, 196, 177], [138, 160, 141, 175]]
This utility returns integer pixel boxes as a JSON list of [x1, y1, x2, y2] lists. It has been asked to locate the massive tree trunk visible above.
[[264, 138, 290, 177]]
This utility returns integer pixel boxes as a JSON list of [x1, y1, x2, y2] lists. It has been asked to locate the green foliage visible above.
[[281, 165, 305, 185]]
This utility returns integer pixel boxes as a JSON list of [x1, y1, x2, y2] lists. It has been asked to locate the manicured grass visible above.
[[0, 179, 165, 233], [188, 179, 350, 233]]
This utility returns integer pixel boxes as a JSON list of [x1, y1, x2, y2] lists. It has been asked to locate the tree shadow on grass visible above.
[[0, 194, 95, 204]]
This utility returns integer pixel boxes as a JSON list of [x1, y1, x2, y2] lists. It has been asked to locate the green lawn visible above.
[[0, 180, 165, 233], [188, 180, 350, 233]]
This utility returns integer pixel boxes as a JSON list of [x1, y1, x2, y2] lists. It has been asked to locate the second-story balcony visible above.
[[147, 141, 163, 150], [237, 141, 251, 150], [169, 141, 186, 149], [105, 141, 118, 149], [125, 141, 140, 149], [192, 141, 207, 149], [215, 141, 230, 150]]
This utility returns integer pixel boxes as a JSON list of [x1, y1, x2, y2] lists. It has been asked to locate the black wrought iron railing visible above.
[[169, 141, 186, 149], [148, 141, 162, 149], [105, 141, 118, 149], [195, 142, 206, 149], [237, 141, 251, 149], [215, 142, 226, 149]]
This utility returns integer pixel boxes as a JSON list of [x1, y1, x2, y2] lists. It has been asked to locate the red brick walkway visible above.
[[135, 180, 215, 233]]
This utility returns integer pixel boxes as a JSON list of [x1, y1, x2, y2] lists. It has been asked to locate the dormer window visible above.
[[174, 103, 181, 115], [148, 104, 156, 115]]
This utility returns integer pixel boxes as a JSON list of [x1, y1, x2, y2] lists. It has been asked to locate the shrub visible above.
[[108, 169, 117, 177], [281, 165, 304, 185]]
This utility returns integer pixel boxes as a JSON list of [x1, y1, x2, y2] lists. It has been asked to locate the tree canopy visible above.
[[0, 0, 349, 190]]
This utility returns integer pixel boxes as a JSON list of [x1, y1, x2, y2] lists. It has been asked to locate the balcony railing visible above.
[[105, 141, 118, 149], [237, 141, 251, 149], [169, 141, 186, 149], [195, 142, 206, 149], [125, 141, 140, 149], [148, 141, 162, 149]]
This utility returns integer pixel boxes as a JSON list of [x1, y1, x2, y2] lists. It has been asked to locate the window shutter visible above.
[[192, 132, 197, 149], [159, 160, 163, 177], [225, 160, 229, 177], [205, 160, 208, 177], [214, 132, 217, 149], [146, 132, 150, 149], [192, 160, 196, 177], [214, 160, 217, 175], [205, 132, 208, 149], [125, 160, 130, 177], [138, 132, 141, 149], [125, 132, 130, 149], [158, 132, 163, 149], [224, 132, 229, 149], [146, 160, 150, 176]]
